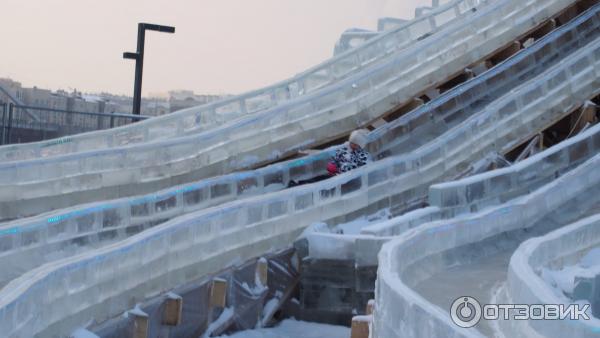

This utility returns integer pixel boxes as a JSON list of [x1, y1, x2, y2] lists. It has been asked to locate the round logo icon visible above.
[[450, 296, 482, 328]]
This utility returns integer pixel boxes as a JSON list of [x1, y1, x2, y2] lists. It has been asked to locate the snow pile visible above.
[[332, 208, 391, 235], [304, 208, 391, 236], [70, 329, 99, 338], [214, 319, 349, 338], [203, 307, 235, 338], [541, 247, 600, 296], [297, 208, 391, 260]]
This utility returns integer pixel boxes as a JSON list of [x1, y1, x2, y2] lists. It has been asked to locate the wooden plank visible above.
[[350, 315, 372, 338], [210, 278, 228, 308], [130, 310, 149, 338], [488, 41, 521, 65], [438, 69, 475, 93], [382, 98, 425, 122], [256, 257, 269, 286], [556, 2, 582, 25], [524, 19, 556, 42], [162, 293, 183, 326]]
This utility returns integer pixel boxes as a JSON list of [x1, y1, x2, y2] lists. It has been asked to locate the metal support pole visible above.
[[124, 23, 175, 115], [6, 103, 13, 144], [110, 112, 115, 129], [132, 24, 146, 116], [0, 103, 6, 145]]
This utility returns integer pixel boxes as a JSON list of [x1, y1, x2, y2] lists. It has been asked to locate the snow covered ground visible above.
[[214, 319, 350, 338]]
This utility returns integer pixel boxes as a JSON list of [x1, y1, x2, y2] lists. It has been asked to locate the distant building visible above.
[[23, 87, 68, 110], [168, 90, 223, 112], [0, 78, 25, 104], [0, 77, 226, 117], [144, 99, 170, 117]]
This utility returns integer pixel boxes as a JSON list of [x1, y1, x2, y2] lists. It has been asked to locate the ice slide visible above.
[[1, 12, 599, 337], [300, 113, 600, 272], [372, 151, 600, 337], [1, 0, 597, 293], [505, 214, 600, 337], [338, 1, 483, 55], [0, 0, 483, 164], [0, 0, 568, 221]]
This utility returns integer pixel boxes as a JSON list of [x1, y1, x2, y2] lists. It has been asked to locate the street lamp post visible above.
[[124, 23, 175, 115]]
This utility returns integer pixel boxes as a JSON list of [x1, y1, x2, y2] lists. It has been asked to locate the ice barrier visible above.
[[506, 214, 600, 337], [1, 31, 599, 337], [366, 121, 600, 237], [0, 147, 333, 287], [299, 121, 600, 270], [333, 29, 380, 56], [6, 5, 600, 288], [0, 0, 576, 220], [295, 116, 600, 321], [2, 3, 599, 290], [332, 0, 443, 57], [350, 0, 600, 159], [0, 0, 484, 163], [372, 153, 600, 338]]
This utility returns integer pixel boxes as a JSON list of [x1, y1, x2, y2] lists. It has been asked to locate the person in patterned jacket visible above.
[[327, 129, 372, 175]]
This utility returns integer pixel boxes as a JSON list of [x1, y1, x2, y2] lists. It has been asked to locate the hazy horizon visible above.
[[1, 0, 430, 97]]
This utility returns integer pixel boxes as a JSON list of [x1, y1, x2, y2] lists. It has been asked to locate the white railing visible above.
[[0, 0, 571, 221], [0, 0, 484, 163], [0, 26, 597, 336]]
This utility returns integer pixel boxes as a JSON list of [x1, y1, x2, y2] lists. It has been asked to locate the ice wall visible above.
[[363, 121, 600, 238], [1, 28, 599, 336], [0, 146, 333, 286], [6, 1, 600, 291], [0, 0, 570, 221], [0, 0, 484, 164], [3, 10, 600, 297], [506, 214, 600, 337], [5, 22, 600, 293], [372, 153, 600, 338], [298, 115, 600, 301]]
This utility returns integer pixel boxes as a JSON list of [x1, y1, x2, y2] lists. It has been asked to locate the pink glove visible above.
[[327, 162, 338, 175]]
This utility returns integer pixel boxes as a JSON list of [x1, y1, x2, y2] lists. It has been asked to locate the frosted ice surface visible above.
[[213, 319, 349, 338], [581, 248, 600, 268], [541, 246, 600, 295], [126, 304, 148, 318], [71, 329, 99, 338], [203, 307, 235, 338], [332, 208, 391, 235]]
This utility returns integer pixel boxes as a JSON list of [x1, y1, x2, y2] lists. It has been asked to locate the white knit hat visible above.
[[349, 129, 369, 148]]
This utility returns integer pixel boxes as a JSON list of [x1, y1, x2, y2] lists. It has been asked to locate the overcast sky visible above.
[[1, 0, 430, 97]]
